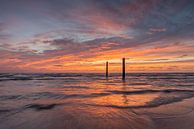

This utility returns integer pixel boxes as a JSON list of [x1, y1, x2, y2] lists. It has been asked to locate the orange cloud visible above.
[[4, 39, 191, 73]]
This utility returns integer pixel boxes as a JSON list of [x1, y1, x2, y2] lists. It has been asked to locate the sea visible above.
[[0, 73, 194, 129]]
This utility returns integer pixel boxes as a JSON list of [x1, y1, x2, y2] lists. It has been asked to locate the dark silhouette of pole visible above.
[[106, 61, 108, 79], [122, 58, 125, 80]]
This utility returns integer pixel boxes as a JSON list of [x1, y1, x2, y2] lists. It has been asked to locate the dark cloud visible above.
[[42, 36, 143, 57]]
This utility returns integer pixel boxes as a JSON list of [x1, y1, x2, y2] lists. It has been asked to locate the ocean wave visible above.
[[0, 92, 111, 101], [85, 94, 194, 109], [107, 89, 194, 95]]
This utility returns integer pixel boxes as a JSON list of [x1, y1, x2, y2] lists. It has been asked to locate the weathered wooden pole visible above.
[[122, 58, 125, 80], [106, 61, 109, 78]]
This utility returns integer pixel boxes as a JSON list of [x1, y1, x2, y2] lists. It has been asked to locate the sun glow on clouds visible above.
[[0, 0, 194, 73]]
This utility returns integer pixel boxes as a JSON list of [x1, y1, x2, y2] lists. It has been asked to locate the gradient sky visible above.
[[0, 0, 194, 73]]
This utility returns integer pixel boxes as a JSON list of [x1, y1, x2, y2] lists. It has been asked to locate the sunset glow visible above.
[[0, 0, 194, 73]]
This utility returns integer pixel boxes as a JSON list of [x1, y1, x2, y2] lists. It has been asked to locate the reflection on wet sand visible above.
[[88, 93, 160, 107]]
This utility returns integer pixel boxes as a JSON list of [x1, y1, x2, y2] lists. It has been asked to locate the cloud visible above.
[[1, 0, 194, 72], [0, 22, 11, 41], [149, 28, 166, 32]]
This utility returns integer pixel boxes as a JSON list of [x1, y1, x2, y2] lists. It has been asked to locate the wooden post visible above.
[[122, 58, 125, 80], [106, 61, 108, 78]]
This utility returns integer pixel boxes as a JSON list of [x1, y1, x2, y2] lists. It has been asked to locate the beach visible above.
[[0, 73, 194, 129]]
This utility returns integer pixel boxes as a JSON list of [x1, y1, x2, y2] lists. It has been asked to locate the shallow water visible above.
[[0, 73, 194, 129]]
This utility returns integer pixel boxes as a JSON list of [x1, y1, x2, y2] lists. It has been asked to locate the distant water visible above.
[[1, 73, 194, 129]]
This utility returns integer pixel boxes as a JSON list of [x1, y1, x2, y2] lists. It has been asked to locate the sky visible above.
[[0, 0, 194, 73]]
